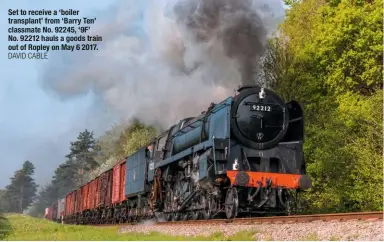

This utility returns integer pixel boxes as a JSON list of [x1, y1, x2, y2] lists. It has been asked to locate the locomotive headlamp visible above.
[[233, 158, 239, 170], [259, 87, 266, 99]]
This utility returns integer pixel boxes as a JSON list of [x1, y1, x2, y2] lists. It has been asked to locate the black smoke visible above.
[[173, 0, 267, 84], [42, 0, 284, 129]]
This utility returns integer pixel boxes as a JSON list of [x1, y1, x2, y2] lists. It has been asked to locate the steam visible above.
[[42, 0, 284, 129]]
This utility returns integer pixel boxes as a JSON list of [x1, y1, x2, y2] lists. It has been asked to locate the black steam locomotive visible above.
[[52, 84, 311, 225], [126, 85, 311, 220]]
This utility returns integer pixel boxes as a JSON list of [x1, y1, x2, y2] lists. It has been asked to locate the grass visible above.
[[1, 213, 256, 241], [329, 235, 341, 241], [0, 213, 12, 240], [300, 232, 320, 241]]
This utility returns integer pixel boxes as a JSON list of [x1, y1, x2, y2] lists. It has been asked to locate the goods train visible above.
[[45, 85, 311, 224]]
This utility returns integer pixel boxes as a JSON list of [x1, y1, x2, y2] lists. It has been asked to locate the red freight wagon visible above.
[[45, 207, 51, 219], [65, 191, 75, 216], [120, 161, 126, 202], [87, 177, 100, 210], [47, 206, 53, 220], [72, 190, 77, 214], [94, 177, 101, 208], [74, 188, 82, 213], [44, 208, 48, 218], [81, 183, 89, 211], [70, 192, 75, 215], [99, 169, 113, 207], [95, 177, 100, 208], [86, 181, 92, 210], [112, 159, 126, 204], [94, 178, 100, 209]]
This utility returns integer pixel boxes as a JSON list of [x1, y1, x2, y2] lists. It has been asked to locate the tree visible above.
[[117, 119, 157, 157], [87, 124, 126, 179], [262, 0, 382, 212], [66, 129, 100, 186], [96, 124, 125, 160], [27, 159, 78, 218], [283, 0, 301, 6], [4, 161, 38, 213], [50, 159, 78, 199], [0, 189, 8, 213]]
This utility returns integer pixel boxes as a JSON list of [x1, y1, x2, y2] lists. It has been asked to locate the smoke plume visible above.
[[42, 0, 284, 129]]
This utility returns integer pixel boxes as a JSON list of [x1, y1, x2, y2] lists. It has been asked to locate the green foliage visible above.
[[51, 159, 78, 198], [283, 0, 301, 6], [66, 129, 99, 175], [263, 0, 382, 212], [117, 119, 157, 157], [3, 161, 38, 213], [313, 0, 383, 95], [3, 214, 255, 241], [0, 214, 12, 240], [96, 124, 125, 160]]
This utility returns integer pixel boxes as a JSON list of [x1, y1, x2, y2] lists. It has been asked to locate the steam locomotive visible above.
[[46, 85, 311, 224]]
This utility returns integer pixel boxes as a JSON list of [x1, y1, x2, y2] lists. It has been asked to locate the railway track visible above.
[[93, 211, 382, 227], [155, 211, 383, 226]]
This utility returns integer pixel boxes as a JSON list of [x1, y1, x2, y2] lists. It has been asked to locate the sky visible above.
[[0, 0, 287, 190], [0, 0, 121, 189]]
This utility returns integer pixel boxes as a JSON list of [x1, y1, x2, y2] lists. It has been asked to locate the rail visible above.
[[93, 211, 383, 227]]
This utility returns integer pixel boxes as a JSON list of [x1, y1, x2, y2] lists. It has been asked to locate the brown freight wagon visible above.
[[87, 177, 100, 210], [81, 183, 89, 211], [112, 159, 126, 204], [99, 169, 113, 207], [65, 191, 75, 217], [74, 188, 82, 214], [119, 161, 126, 202]]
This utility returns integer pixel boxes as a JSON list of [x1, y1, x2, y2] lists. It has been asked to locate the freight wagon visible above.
[[44, 198, 65, 223], [49, 158, 126, 224]]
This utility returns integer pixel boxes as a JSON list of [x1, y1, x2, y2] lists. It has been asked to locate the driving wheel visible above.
[[201, 194, 212, 220], [225, 187, 239, 219]]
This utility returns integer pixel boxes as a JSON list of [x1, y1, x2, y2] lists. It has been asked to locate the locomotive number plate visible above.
[[251, 104, 271, 112]]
